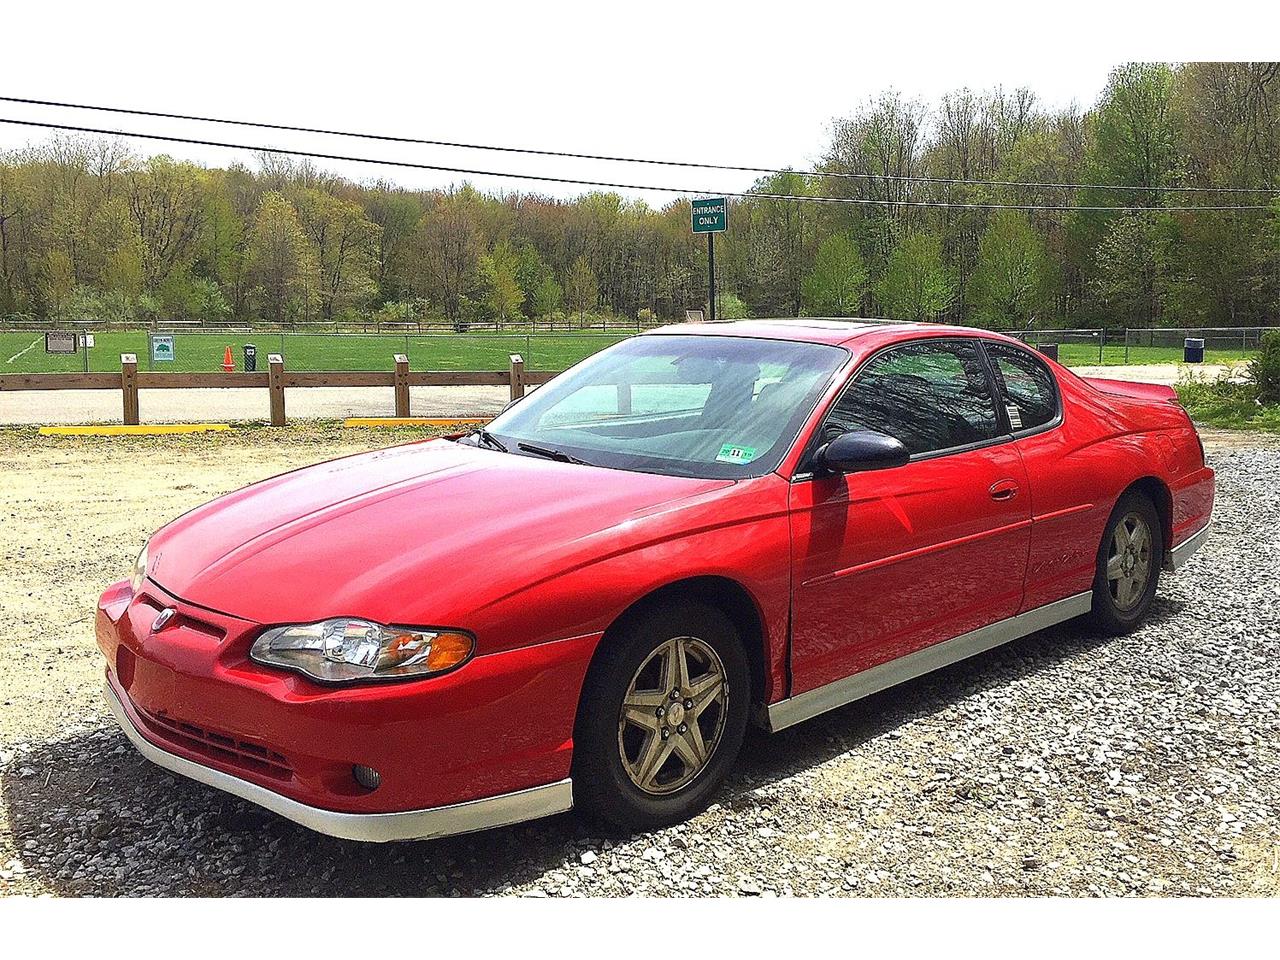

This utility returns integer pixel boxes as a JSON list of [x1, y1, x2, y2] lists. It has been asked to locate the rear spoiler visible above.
[[1083, 377, 1180, 404]]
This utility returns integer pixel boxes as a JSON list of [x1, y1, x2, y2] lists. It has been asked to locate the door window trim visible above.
[[977, 340, 1064, 440], [793, 335, 1012, 480]]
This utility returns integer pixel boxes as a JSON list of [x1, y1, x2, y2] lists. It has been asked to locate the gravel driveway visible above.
[[1, 426, 1276, 897]]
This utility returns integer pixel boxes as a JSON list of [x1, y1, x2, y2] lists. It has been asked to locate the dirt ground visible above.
[[0, 424, 1276, 896]]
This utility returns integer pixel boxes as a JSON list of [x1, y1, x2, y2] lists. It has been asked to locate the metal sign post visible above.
[[691, 198, 727, 322]]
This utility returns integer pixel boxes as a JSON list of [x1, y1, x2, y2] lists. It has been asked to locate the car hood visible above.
[[146, 438, 733, 625]]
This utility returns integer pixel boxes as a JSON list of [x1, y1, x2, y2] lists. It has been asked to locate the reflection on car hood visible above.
[[146, 438, 733, 624]]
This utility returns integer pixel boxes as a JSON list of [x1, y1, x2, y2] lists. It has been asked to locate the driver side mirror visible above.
[[816, 429, 910, 474]]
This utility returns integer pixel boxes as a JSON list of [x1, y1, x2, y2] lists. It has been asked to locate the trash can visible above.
[[1184, 338, 1205, 363], [243, 343, 257, 372], [1037, 343, 1059, 361]]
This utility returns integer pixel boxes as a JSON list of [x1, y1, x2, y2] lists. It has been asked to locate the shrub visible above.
[[715, 292, 749, 320], [1250, 330, 1280, 404]]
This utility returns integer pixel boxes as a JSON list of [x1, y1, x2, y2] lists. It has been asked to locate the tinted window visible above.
[[987, 343, 1059, 432], [822, 339, 1000, 456]]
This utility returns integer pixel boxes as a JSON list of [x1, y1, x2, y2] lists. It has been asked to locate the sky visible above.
[[0, 1, 1273, 207]]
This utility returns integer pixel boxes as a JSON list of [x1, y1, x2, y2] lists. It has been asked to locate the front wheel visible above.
[[572, 602, 750, 832], [1088, 491, 1163, 635]]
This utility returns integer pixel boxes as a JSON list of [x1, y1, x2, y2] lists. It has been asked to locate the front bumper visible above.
[[105, 679, 572, 841], [96, 578, 597, 839]]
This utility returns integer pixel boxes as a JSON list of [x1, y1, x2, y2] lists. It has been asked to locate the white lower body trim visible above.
[[767, 591, 1093, 732], [1168, 513, 1212, 571], [105, 682, 573, 842]]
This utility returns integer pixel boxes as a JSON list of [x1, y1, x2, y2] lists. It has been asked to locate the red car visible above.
[[96, 320, 1214, 841]]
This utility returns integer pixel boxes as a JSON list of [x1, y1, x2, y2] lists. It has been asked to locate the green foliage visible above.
[[875, 233, 956, 321], [0, 63, 1277, 330], [247, 191, 319, 323], [716, 291, 749, 319], [1091, 214, 1172, 325], [478, 239, 525, 322], [802, 233, 867, 316], [565, 256, 598, 317], [513, 243, 553, 318], [967, 212, 1052, 329], [295, 188, 380, 319], [1175, 374, 1280, 433], [1250, 330, 1280, 404], [531, 273, 563, 318]]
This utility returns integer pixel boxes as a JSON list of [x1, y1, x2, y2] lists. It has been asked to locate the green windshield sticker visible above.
[[716, 443, 758, 465]]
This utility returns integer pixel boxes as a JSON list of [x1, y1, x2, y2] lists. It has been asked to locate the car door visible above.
[[787, 337, 1031, 696], [982, 340, 1100, 612]]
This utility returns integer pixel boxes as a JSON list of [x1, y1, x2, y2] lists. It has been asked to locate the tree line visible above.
[[1, 62, 1278, 331]]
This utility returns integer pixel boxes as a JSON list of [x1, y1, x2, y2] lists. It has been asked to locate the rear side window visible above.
[[822, 339, 1000, 456], [987, 344, 1059, 432]]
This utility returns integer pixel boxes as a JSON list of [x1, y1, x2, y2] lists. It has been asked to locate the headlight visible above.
[[249, 618, 474, 683], [130, 543, 149, 594]]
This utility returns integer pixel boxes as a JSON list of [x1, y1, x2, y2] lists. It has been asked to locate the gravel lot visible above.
[[1, 425, 1277, 897]]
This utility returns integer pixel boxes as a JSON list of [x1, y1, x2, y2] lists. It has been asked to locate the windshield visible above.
[[473, 334, 848, 479]]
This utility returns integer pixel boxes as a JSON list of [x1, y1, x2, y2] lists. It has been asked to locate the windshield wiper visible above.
[[466, 428, 508, 452], [516, 441, 592, 465]]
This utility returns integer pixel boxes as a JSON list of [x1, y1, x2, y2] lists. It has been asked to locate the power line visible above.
[[0, 115, 1274, 213], [2, 94, 1275, 197]]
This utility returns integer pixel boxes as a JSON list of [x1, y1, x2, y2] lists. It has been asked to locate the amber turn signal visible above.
[[426, 631, 473, 672]]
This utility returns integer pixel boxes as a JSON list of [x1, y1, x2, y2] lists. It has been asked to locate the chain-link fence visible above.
[[1009, 326, 1273, 366], [0, 328, 632, 374], [3, 320, 1275, 375]]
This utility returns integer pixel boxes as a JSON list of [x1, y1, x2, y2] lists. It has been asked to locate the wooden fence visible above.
[[0, 353, 554, 426]]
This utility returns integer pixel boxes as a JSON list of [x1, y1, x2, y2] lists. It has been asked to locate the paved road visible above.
[[0, 363, 1230, 425], [0, 384, 513, 425]]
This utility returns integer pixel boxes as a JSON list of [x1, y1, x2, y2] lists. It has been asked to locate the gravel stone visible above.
[[0, 428, 1277, 896]]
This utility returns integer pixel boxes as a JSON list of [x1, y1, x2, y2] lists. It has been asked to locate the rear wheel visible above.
[[1089, 491, 1162, 635], [572, 601, 750, 832]]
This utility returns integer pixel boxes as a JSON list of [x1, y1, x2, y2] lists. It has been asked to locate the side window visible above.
[[823, 339, 1000, 456], [987, 344, 1059, 432]]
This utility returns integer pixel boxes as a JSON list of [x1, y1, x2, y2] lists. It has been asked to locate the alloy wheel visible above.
[[617, 636, 729, 795], [1107, 511, 1153, 612]]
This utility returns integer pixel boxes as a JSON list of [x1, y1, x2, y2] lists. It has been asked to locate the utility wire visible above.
[[2, 94, 1275, 197], [0, 116, 1274, 213]]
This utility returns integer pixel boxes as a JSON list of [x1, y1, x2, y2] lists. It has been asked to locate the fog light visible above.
[[352, 764, 382, 790]]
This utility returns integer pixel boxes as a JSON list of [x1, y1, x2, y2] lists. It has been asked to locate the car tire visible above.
[[1088, 490, 1163, 635], [572, 600, 751, 832]]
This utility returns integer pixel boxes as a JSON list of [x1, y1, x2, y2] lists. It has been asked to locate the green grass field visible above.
[[1034, 341, 1255, 367], [1, 330, 630, 375], [0, 328, 1259, 376]]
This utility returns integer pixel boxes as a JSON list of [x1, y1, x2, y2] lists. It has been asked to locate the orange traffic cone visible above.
[[222, 345, 234, 373]]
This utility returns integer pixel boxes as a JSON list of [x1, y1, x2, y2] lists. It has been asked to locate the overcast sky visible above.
[[1, 2, 1273, 206]]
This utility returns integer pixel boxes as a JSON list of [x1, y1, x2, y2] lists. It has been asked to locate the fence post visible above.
[[394, 354, 410, 417], [268, 353, 286, 426], [1124, 328, 1130, 364], [509, 353, 525, 402], [120, 353, 139, 425], [1099, 328, 1106, 364]]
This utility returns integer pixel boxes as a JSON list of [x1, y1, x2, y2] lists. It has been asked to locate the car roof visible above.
[[643, 318, 1015, 348]]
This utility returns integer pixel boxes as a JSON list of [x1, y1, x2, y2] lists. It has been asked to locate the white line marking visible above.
[[6, 336, 41, 364]]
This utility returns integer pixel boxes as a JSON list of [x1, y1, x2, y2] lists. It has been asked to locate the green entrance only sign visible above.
[[691, 197, 727, 233]]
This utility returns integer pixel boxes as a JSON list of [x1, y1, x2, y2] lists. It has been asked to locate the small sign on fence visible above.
[[45, 331, 77, 354], [150, 335, 175, 363]]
